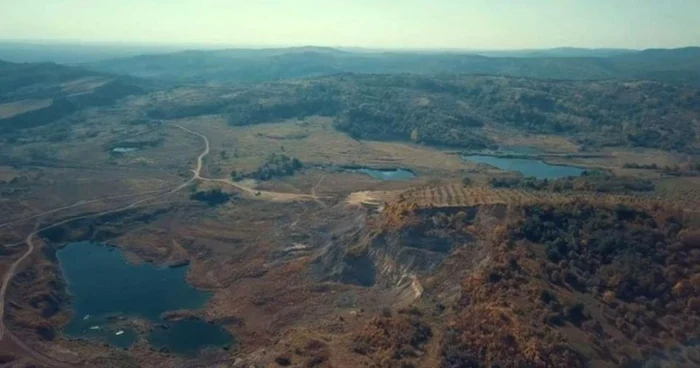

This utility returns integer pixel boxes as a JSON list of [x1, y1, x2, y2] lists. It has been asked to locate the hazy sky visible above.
[[1, 0, 699, 49]]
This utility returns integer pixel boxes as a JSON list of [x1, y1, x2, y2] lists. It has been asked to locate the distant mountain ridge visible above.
[[470, 47, 637, 58], [80, 46, 700, 86], [0, 42, 190, 64]]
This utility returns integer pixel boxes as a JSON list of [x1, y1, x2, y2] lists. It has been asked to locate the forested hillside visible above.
[[0, 59, 102, 100], [0, 60, 146, 133], [350, 195, 700, 368], [148, 74, 700, 152], [443, 202, 699, 367]]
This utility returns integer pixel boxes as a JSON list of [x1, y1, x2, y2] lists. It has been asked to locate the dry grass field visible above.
[[483, 126, 580, 152], [176, 115, 476, 177], [59, 76, 111, 94], [0, 166, 25, 182], [0, 99, 52, 119]]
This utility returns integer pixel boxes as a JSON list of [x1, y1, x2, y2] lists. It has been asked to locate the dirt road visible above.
[[311, 175, 328, 208], [173, 124, 208, 180], [0, 191, 163, 230], [174, 124, 318, 202]]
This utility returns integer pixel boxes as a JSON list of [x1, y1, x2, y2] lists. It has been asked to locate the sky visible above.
[[1, 0, 699, 50]]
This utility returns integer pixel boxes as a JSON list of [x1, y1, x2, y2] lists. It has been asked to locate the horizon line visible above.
[[2, 38, 700, 54], [0, 38, 686, 52]]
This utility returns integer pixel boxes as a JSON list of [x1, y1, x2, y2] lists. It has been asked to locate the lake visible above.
[[462, 155, 584, 179], [349, 167, 416, 181], [57, 242, 232, 355]]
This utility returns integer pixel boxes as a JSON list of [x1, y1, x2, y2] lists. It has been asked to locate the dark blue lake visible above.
[[349, 168, 416, 181], [462, 155, 584, 179], [57, 242, 232, 355]]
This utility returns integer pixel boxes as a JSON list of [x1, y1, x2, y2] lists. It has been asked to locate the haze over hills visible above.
[[78, 46, 700, 86], [0, 42, 642, 63], [473, 47, 639, 58], [3, 42, 698, 87], [0, 42, 201, 64], [1, 42, 700, 367]]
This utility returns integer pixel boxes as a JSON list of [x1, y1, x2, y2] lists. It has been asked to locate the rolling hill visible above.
[[82, 46, 700, 86], [145, 73, 700, 153], [0, 59, 146, 132]]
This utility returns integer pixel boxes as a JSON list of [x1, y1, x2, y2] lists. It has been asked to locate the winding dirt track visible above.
[[0, 124, 320, 366], [0, 191, 164, 231], [175, 124, 319, 202], [310, 175, 328, 208]]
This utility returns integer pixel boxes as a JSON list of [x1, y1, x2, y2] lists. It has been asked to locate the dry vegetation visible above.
[[177, 115, 473, 178], [1, 59, 700, 367], [2, 106, 699, 367], [341, 191, 700, 368]]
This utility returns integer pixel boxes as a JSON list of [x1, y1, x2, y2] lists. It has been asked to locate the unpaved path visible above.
[[0, 191, 163, 230], [204, 177, 317, 202], [174, 124, 319, 202], [311, 175, 328, 208]]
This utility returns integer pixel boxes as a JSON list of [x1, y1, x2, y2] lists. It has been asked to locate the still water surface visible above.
[[57, 242, 232, 355], [349, 167, 416, 181], [462, 155, 584, 179]]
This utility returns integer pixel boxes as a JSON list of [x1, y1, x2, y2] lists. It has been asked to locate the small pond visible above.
[[348, 167, 416, 181], [57, 242, 232, 355], [111, 147, 139, 153], [462, 155, 584, 179]]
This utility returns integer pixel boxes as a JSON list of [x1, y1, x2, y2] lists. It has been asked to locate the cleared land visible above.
[[0, 99, 52, 119]]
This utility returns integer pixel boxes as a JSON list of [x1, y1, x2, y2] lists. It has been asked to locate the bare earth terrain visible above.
[[1, 62, 699, 367]]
